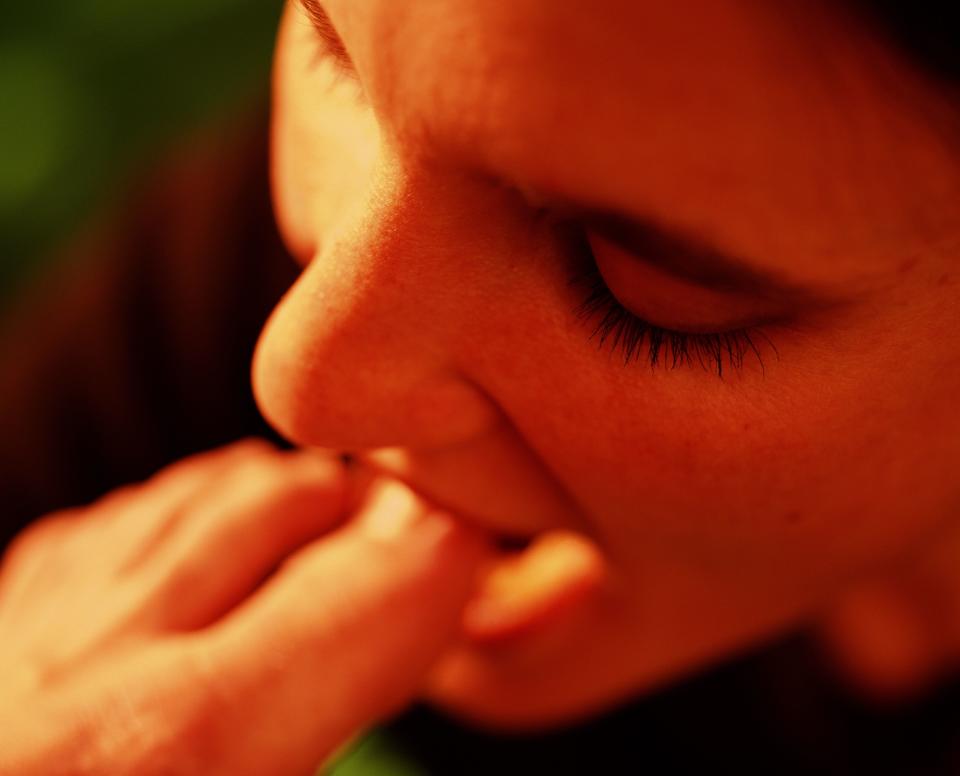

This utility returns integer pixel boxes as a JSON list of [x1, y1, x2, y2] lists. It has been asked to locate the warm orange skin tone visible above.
[[0, 444, 489, 774], [258, 0, 960, 728], [1, 3, 958, 771]]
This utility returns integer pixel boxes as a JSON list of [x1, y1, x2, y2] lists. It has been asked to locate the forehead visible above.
[[330, 0, 958, 280]]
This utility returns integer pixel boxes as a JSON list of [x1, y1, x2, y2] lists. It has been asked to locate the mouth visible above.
[[351, 455, 608, 646], [348, 450, 542, 542]]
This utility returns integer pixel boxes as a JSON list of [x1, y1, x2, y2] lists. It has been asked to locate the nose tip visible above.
[[251, 255, 500, 453]]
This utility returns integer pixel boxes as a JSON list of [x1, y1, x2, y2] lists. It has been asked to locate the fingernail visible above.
[[359, 479, 427, 541]]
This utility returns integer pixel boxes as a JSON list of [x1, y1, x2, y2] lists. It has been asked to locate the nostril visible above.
[[495, 534, 534, 553]]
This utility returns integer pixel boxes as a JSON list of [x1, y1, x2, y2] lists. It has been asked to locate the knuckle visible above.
[[7, 510, 76, 558], [93, 482, 143, 513]]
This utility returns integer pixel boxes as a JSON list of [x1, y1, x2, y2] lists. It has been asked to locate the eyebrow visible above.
[[298, 0, 354, 73], [550, 201, 839, 308]]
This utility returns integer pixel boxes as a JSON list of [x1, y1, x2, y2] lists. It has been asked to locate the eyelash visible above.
[[309, 38, 351, 81], [572, 264, 777, 377]]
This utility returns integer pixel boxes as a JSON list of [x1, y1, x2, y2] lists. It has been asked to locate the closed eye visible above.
[[572, 263, 778, 378]]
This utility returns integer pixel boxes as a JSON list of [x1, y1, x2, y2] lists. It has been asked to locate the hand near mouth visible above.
[[0, 440, 490, 776]]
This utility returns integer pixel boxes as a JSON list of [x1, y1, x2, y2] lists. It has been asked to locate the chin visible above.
[[418, 641, 645, 734]]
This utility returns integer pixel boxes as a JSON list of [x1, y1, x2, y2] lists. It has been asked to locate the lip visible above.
[[354, 454, 543, 545]]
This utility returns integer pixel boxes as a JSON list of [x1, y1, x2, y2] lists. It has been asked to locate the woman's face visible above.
[[257, 0, 960, 728]]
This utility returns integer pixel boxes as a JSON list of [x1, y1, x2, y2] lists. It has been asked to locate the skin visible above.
[[3, 2, 959, 771], [256, 0, 960, 729], [0, 443, 489, 774]]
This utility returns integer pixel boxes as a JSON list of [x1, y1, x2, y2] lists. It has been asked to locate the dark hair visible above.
[[859, 0, 959, 83]]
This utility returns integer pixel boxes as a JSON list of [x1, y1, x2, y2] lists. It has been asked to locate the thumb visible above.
[[194, 480, 491, 776]]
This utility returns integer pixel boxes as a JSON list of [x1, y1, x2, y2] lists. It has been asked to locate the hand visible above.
[[0, 440, 488, 776]]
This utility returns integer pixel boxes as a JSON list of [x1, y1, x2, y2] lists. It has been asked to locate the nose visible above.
[[252, 164, 502, 453]]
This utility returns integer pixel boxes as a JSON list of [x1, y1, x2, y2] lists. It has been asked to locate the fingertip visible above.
[[353, 479, 493, 569]]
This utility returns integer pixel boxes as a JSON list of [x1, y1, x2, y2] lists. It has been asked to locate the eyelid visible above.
[[586, 232, 780, 333], [572, 263, 777, 377], [563, 227, 778, 376]]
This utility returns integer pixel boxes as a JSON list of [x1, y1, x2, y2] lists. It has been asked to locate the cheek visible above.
[[476, 321, 960, 603]]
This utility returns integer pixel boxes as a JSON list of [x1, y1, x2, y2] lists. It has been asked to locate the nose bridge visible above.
[[253, 161, 500, 451], [348, 164, 471, 322]]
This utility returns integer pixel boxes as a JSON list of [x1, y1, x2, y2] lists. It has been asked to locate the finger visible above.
[[191, 480, 490, 776], [137, 449, 350, 632], [0, 440, 280, 633], [104, 439, 280, 574], [0, 509, 77, 611], [15, 439, 281, 584]]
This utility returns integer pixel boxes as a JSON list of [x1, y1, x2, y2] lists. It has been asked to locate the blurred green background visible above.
[[0, 0, 281, 305]]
